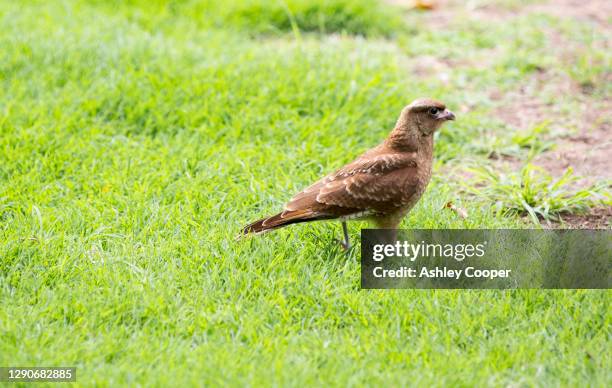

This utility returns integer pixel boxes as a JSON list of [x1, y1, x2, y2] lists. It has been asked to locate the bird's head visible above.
[[396, 98, 455, 136]]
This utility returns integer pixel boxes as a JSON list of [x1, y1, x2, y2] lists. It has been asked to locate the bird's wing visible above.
[[284, 153, 420, 217]]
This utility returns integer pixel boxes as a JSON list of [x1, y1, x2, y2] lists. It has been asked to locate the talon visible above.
[[334, 238, 351, 251]]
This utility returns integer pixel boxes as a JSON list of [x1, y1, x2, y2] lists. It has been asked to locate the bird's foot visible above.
[[337, 221, 351, 251], [334, 237, 351, 251]]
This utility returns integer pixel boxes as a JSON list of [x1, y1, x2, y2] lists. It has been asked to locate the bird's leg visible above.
[[339, 221, 351, 251]]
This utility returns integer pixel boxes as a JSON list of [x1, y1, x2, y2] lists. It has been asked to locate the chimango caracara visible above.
[[242, 98, 455, 249]]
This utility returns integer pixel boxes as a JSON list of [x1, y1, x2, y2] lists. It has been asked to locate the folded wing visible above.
[[286, 153, 420, 217], [241, 151, 421, 235]]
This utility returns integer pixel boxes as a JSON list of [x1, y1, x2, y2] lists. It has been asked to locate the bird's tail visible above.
[[241, 209, 333, 236]]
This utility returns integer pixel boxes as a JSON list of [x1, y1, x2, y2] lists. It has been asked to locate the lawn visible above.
[[0, 0, 610, 386]]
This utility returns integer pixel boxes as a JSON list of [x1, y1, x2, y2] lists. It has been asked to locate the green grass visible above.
[[81, 0, 404, 37], [1, 0, 611, 386]]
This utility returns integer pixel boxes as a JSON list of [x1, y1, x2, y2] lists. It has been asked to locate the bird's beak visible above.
[[440, 109, 455, 121]]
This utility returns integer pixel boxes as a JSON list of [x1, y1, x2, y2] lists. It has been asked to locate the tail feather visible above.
[[241, 209, 333, 236]]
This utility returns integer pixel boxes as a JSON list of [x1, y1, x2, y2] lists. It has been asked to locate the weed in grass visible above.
[[464, 164, 611, 224], [511, 121, 555, 160]]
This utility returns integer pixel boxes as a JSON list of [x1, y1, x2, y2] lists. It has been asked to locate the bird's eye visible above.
[[428, 107, 440, 115]]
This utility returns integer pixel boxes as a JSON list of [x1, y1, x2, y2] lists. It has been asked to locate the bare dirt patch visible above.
[[531, 121, 610, 186], [390, 0, 612, 30], [549, 207, 612, 229], [491, 71, 611, 186], [527, 0, 612, 27]]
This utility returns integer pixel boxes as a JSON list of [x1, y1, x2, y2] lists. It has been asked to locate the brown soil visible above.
[[390, 0, 612, 29], [492, 76, 611, 186], [531, 126, 610, 186], [549, 207, 612, 229]]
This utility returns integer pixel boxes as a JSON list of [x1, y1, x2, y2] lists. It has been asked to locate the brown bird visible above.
[[242, 98, 455, 249]]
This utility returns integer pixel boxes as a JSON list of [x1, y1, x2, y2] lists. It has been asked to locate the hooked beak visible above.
[[439, 109, 455, 121]]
